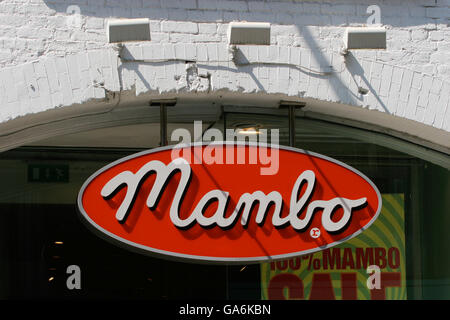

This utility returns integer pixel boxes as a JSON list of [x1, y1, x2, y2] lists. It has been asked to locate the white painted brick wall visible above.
[[0, 0, 449, 142]]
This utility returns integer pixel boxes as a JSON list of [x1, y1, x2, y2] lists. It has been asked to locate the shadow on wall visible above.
[[40, 0, 419, 112], [344, 52, 390, 114], [41, 0, 440, 28]]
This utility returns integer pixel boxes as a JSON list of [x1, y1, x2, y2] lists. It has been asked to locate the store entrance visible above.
[[0, 105, 448, 299]]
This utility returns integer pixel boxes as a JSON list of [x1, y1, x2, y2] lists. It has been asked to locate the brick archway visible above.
[[0, 45, 449, 153]]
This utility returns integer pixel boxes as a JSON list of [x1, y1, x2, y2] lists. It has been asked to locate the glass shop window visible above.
[[0, 106, 448, 300]]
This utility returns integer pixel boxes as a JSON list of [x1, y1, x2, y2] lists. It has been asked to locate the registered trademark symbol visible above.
[[310, 228, 321, 239]]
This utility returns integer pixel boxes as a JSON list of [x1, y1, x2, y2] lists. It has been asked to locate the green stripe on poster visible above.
[[261, 194, 406, 300]]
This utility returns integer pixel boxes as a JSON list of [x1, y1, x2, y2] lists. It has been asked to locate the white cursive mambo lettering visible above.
[[101, 158, 367, 233]]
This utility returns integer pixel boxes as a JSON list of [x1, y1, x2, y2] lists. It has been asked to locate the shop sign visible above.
[[77, 143, 381, 263]]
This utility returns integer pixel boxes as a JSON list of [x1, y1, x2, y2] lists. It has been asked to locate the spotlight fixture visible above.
[[344, 27, 386, 50], [107, 18, 151, 43], [228, 22, 271, 45]]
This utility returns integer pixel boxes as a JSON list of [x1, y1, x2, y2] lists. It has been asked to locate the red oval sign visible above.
[[78, 143, 381, 263]]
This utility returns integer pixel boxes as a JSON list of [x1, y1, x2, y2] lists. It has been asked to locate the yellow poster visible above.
[[261, 194, 406, 300]]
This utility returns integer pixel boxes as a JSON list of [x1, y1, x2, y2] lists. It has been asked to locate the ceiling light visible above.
[[237, 127, 260, 135]]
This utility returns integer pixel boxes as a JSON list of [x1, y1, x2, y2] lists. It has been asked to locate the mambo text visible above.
[[101, 158, 367, 233]]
